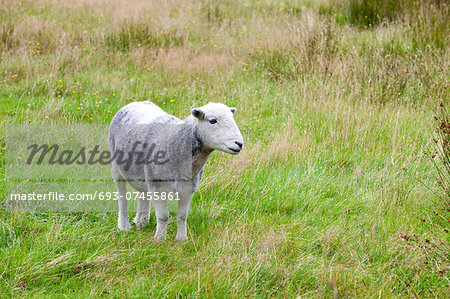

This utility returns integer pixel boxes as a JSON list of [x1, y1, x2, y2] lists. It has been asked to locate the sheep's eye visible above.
[[209, 119, 217, 124]]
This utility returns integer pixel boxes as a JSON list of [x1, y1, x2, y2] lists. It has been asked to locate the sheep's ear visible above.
[[192, 108, 205, 119], [230, 107, 237, 114]]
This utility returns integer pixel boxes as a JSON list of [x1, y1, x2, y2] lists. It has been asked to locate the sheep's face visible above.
[[192, 103, 244, 155]]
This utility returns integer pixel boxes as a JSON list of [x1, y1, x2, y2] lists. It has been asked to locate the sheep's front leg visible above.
[[115, 179, 131, 231], [134, 192, 151, 228], [176, 196, 192, 241], [152, 197, 169, 241]]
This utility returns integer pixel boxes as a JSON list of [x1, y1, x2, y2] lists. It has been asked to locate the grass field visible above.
[[1, 0, 449, 297]]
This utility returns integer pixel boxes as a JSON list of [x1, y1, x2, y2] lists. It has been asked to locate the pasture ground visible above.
[[0, 0, 449, 297]]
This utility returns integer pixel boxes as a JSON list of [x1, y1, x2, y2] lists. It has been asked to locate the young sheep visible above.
[[108, 102, 243, 241]]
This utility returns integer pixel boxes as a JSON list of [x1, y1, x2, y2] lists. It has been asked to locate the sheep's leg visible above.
[[176, 196, 192, 241], [115, 179, 131, 231], [134, 192, 151, 228], [152, 196, 169, 241]]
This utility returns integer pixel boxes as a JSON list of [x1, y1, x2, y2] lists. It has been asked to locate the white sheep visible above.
[[108, 102, 244, 241]]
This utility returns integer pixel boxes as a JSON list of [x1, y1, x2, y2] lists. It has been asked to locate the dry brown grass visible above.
[[202, 124, 310, 190], [263, 123, 310, 162], [131, 47, 236, 73]]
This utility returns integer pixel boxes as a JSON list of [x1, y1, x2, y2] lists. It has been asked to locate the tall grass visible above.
[[432, 103, 450, 199], [428, 103, 450, 236]]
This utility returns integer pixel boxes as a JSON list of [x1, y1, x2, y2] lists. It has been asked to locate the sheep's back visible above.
[[108, 102, 193, 189], [110, 101, 176, 125]]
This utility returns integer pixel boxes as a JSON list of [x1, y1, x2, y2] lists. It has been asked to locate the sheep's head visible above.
[[192, 102, 244, 155]]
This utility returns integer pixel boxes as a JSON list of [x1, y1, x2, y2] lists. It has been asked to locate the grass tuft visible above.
[[105, 23, 185, 52]]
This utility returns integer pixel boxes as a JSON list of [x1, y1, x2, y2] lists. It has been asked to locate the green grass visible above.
[[0, 0, 449, 297]]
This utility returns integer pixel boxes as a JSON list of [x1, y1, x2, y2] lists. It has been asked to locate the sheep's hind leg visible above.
[[115, 179, 131, 231], [134, 192, 151, 228], [152, 194, 169, 241]]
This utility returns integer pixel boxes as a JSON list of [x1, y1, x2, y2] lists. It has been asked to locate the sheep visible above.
[[108, 101, 244, 241]]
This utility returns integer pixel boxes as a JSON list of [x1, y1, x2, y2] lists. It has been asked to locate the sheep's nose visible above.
[[235, 141, 243, 149]]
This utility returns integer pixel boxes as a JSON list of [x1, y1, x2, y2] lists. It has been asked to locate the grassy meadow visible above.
[[0, 0, 449, 297]]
